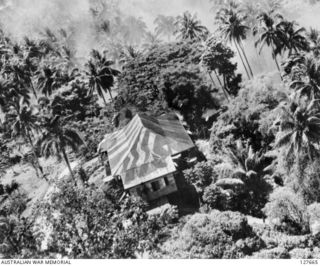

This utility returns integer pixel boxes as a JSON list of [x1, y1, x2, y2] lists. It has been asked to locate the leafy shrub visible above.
[[1, 190, 27, 217], [234, 237, 266, 256], [202, 184, 233, 211], [300, 161, 320, 203], [183, 161, 216, 195], [312, 247, 320, 259], [157, 210, 260, 259], [210, 74, 287, 154], [263, 188, 309, 234], [289, 248, 313, 259], [148, 204, 179, 225], [251, 222, 316, 250], [0, 215, 41, 259], [307, 203, 320, 235], [210, 211, 253, 240], [38, 180, 163, 258], [0, 191, 42, 259], [250, 247, 290, 259]]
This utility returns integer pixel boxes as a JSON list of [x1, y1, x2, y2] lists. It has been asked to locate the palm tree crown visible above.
[[215, 3, 253, 79], [275, 100, 320, 160], [11, 97, 39, 139], [253, 9, 284, 75], [307, 28, 320, 57], [36, 65, 61, 96], [154, 15, 177, 41], [278, 20, 309, 56], [37, 115, 84, 180], [9, 97, 44, 179], [85, 50, 120, 105], [288, 55, 320, 100], [175, 11, 208, 41]]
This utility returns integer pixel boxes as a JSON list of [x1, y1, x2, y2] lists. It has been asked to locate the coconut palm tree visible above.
[[23, 37, 42, 60], [154, 15, 177, 41], [85, 50, 120, 104], [175, 11, 209, 41], [122, 16, 147, 45], [3, 60, 38, 99], [119, 45, 142, 65], [215, 3, 253, 79], [56, 46, 78, 70], [253, 10, 284, 75], [289, 55, 320, 100], [278, 20, 309, 56], [36, 65, 61, 96], [0, 78, 30, 111], [275, 100, 320, 161], [307, 28, 320, 57], [201, 37, 234, 101], [219, 140, 273, 216], [10, 97, 44, 179], [142, 32, 162, 51], [36, 115, 84, 180]]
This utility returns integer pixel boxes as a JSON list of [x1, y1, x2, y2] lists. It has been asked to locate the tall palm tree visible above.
[[119, 45, 142, 65], [201, 37, 232, 101], [253, 10, 284, 76], [23, 37, 42, 60], [175, 11, 209, 41], [36, 65, 61, 96], [154, 15, 177, 41], [218, 140, 273, 216], [10, 97, 44, 179], [289, 55, 320, 100], [56, 46, 78, 70], [275, 100, 320, 161], [0, 78, 30, 111], [85, 50, 120, 104], [278, 20, 309, 56], [3, 60, 38, 99], [122, 16, 147, 45], [142, 32, 162, 51], [36, 115, 84, 180], [306, 28, 320, 57], [215, 4, 253, 79]]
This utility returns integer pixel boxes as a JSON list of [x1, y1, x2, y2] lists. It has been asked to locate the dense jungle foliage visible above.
[[1, 0, 320, 259]]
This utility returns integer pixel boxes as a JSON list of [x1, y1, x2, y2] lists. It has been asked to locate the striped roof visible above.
[[98, 113, 194, 189]]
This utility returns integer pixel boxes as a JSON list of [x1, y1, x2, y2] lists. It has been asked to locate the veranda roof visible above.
[[98, 113, 194, 189]]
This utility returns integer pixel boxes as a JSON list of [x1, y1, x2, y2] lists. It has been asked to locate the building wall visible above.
[[129, 173, 177, 201]]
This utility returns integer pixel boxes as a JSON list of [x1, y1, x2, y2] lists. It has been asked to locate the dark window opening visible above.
[[105, 161, 111, 176], [151, 181, 161, 191], [164, 176, 169, 186]]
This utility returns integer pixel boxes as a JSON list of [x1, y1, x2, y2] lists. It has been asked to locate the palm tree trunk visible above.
[[234, 40, 251, 80], [213, 69, 230, 102], [209, 70, 229, 101], [30, 81, 38, 100], [274, 56, 283, 81], [108, 89, 114, 102], [101, 92, 108, 106], [223, 74, 228, 95], [207, 71, 217, 87], [239, 40, 254, 78], [271, 43, 283, 81], [26, 130, 45, 180], [61, 146, 75, 181]]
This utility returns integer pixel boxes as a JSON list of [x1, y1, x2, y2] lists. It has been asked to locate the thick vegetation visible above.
[[1, 0, 320, 259]]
